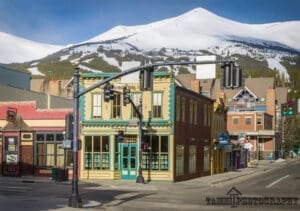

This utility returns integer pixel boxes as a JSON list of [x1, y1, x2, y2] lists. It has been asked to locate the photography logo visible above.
[[206, 187, 298, 208]]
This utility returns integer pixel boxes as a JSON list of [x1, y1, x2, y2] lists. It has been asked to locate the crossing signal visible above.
[[221, 62, 243, 89], [140, 67, 154, 91], [123, 87, 131, 106], [104, 84, 114, 102]]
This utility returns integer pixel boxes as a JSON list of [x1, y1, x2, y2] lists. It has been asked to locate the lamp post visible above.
[[136, 98, 145, 183], [68, 61, 82, 208]]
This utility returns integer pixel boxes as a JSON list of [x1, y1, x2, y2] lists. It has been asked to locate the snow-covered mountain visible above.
[[1, 7, 299, 79], [87, 8, 300, 51], [0, 31, 63, 63]]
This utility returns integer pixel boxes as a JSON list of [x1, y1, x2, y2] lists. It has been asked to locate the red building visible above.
[[0, 101, 72, 176]]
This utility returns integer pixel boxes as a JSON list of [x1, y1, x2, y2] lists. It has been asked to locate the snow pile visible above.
[[275, 158, 286, 163]]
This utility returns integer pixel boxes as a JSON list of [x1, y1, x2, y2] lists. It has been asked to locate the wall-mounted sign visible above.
[[6, 154, 18, 163], [6, 108, 17, 122]]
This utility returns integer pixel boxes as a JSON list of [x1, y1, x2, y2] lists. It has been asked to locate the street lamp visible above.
[[68, 61, 82, 208]]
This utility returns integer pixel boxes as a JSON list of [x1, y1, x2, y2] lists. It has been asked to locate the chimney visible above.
[[191, 79, 201, 94]]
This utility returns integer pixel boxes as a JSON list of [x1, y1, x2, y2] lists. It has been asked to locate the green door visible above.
[[121, 143, 137, 179]]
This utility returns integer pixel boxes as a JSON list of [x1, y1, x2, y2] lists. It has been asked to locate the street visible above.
[[0, 159, 299, 211]]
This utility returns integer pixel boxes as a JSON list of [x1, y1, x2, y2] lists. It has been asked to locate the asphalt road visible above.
[[0, 159, 299, 211]]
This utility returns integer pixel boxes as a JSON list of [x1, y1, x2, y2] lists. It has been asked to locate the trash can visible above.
[[56, 168, 68, 181], [51, 167, 58, 180]]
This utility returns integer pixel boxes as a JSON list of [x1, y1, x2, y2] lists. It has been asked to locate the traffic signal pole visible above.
[[68, 63, 82, 208]]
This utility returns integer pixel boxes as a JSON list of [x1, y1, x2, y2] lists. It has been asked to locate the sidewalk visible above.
[[0, 157, 296, 190], [80, 158, 291, 191]]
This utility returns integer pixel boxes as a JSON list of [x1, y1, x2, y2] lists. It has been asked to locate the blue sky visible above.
[[0, 0, 299, 45]]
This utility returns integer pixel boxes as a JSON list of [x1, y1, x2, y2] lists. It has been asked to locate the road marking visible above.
[[265, 175, 290, 189]]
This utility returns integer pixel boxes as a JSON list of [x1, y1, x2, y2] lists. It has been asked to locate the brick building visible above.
[[176, 74, 288, 160]]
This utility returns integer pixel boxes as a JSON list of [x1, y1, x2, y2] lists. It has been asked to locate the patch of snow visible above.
[[30, 62, 39, 66], [99, 53, 121, 69], [267, 57, 289, 80], [60, 55, 69, 61], [81, 58, 94, 63], [274, 158, 286, 163], [78, 64, 102, 73], [27, 67, 45, 76]]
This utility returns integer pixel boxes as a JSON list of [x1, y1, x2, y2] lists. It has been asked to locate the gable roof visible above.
[[232, 86, 258, 100]]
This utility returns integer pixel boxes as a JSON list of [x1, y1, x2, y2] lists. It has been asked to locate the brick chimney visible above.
[[190, 79, 201, 94], [266, 89, 275, 129]]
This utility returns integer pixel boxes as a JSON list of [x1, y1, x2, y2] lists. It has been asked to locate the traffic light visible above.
[[104, 83, 114, 102], [221, 62, 243, 89], [116, 130, 124, 142], [281, 103, 288, 116], [65, 113, 73, 140], [123, 87, 131, 106], [287, 100, 294, 116], [140, 67, 154, 91]]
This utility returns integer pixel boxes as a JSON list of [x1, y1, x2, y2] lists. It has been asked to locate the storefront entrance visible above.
[[120, 143, 137, 179]]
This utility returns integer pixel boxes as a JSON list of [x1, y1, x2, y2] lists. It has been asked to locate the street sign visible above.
[[62, 140, 72, 149]]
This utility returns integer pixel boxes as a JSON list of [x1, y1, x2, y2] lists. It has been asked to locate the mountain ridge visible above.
[[1, 7, 299, 82]]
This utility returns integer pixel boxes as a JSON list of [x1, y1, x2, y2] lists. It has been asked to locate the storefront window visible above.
[[204, 145, 210, 172], [176, 145, 184, 176], [142, 135, 169, 171], [84, 135, 110, 170], [189, 145, 196, 174], [35, 132, 68, 168]]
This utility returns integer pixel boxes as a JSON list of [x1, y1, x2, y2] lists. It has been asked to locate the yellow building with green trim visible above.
[[79, 71, 213, 181]]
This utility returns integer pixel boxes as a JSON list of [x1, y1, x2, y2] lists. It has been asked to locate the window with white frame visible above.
[[233, 117, 239, 125], [257, 117, 262, 125], [153, 93, 162, 118], [245, 117, 251, 125], [92, 93, 102, 118]]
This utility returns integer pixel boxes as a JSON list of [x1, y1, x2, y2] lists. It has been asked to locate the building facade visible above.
[[176, 75, 287, 161], [0, 101, 72, 176], [79, 71, 212, 181]]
